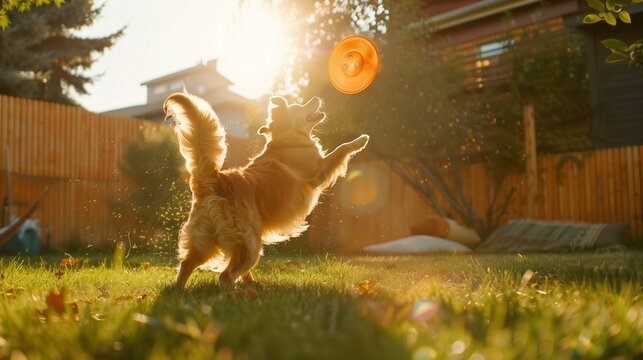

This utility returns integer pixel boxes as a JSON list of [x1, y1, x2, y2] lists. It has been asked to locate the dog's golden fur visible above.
[[163, 92, 368, 288]]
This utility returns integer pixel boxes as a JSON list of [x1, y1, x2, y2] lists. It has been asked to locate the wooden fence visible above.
[[308, 146, 643, 252], [0, 95, 148, 248], [2, 95, 642, 251]]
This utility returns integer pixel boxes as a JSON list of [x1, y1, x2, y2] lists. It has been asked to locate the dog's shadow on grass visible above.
[[146, 274, 409, 360]]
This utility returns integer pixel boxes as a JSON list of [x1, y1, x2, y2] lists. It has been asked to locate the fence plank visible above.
[[636, 147, 643, 237], [626, 147, 635, 233]]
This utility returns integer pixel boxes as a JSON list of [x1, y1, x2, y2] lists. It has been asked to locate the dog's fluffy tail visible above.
[[163, 92, 227, 180]]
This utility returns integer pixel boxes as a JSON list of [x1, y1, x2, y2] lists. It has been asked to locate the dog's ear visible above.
[[257, 125, 270, 136], [269, 96, 288, 109]]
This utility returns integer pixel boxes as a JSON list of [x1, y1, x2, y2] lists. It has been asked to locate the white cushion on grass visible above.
[[363, 235, 473, 254]]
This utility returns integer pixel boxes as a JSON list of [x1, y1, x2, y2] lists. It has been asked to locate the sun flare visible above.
[[219, 3, 289, 99]]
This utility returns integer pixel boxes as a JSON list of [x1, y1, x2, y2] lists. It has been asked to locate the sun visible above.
[[219, 3, 289, 99]]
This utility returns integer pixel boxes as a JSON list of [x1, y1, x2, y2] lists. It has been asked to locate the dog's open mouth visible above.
[[307, 111, 326, 123]]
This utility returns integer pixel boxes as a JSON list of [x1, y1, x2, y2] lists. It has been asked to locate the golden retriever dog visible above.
[[163, 92, 368, 288]]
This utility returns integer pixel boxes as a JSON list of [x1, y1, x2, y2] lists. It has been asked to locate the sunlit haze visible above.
[[219, 3, 289, 100], [75, 0, 289, 112]]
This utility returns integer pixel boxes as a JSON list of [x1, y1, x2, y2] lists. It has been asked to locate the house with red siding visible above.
[[422, 0, 643, 148]]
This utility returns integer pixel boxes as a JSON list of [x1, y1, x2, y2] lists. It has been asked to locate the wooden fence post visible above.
[[523, 104, 538, 218]]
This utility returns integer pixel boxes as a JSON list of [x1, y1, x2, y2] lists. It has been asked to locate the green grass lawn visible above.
[[0, 251, 641, 359]]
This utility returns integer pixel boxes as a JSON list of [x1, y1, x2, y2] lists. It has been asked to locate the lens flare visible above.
[[408, 299, 440, 322], [340, 164, 389, 215], [412, 346, 437, 360]]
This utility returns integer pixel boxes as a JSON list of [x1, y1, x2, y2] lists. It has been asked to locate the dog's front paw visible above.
[[352, 134, 369, 151]]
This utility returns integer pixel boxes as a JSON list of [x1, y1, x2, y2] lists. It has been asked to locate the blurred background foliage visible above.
[[110, 125, 190, 252], [251, 0, 592, 237]]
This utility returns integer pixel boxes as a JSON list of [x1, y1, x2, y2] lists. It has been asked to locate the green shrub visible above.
[[111, 125, 190, 253]]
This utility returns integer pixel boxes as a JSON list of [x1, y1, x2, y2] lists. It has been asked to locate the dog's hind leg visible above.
[[219, 237, 261, 287], [175, 220, 217, 288], [176, 253, 203, 289]]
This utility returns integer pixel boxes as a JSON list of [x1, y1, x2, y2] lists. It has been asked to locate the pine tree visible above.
[[0, 0, 122, 104]]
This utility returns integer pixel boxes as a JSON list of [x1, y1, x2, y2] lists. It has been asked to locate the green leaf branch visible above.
[[583, 0, 643, 66], [0, 0, 65, 29]]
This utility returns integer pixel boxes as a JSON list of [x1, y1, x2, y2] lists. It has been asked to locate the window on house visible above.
[[474, 39, 514, 88], [478, 40, 514, 58]]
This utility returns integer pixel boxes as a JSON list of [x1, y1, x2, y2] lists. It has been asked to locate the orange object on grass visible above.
[[410, 216, 451, 239], [328, 35, 380, 94], [410, 215, 482, 248]]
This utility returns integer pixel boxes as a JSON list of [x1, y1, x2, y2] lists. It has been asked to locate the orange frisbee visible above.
[[328, 35, 380, 94]]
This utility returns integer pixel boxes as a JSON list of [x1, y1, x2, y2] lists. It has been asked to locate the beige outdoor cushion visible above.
[[363, 235, 473, 254]]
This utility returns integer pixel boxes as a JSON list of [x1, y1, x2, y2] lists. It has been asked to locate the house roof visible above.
[[414, 0, 583, 44], [103, 91, 253, 119], [102, 101, 167, 118], [422, 0, 542, 31], [103, 59, 252, 120], [141, 59, 232, 87]]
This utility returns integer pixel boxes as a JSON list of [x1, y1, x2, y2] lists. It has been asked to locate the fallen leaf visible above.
[[92, 313, 105, 321], [60, 257, 82, 268], [357, 280, 377, 296], [46, 287, 67, 316]]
